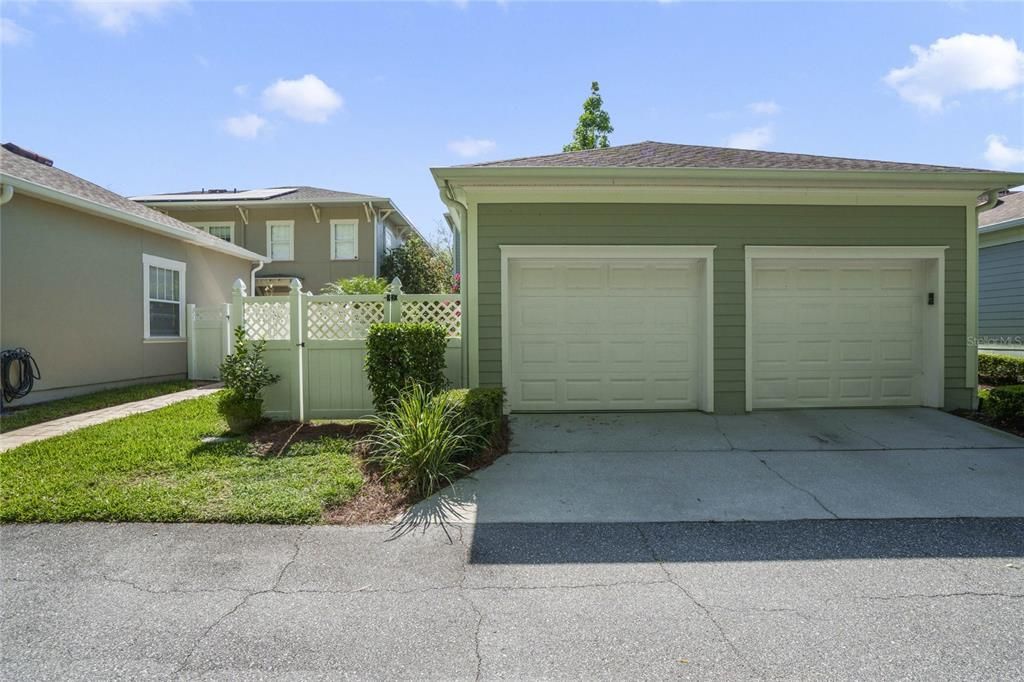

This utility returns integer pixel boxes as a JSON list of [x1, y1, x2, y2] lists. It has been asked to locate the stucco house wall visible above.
[[158, 205, 378, 294], [1, 194, 252, 404]]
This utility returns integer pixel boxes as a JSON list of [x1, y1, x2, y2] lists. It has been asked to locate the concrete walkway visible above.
[[0, 383, 222, 452], [411, 408, 1024, 524], [3, 520, 1023, 680]]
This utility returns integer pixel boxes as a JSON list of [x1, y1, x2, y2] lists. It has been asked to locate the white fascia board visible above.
[[432, 166, 1024, 193], [3, 174, 267, 262], [135, 197, 386, 209]]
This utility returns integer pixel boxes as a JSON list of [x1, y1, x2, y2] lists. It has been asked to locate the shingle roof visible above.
[[460, 140, 997, 173], [979, 192, 1024, 227], [1, 145, 262, 259]]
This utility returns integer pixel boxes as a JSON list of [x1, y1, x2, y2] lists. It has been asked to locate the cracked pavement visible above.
[[3, 519, 1023, 680]]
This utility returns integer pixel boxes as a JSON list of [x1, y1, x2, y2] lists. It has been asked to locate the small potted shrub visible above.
[[218, 326, 280, 434]]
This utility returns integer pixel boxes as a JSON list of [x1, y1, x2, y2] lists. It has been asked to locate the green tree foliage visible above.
[[563, 81, 614, 152], [321, 275, 390, 295], [380, 236, 453, 294]]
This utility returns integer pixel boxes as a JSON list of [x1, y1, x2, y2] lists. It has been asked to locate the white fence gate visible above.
[[233, 278, 464, 420], [186, 304, 231, 381]]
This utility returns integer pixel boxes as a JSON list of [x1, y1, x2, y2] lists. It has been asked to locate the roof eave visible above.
[[979, 216, 1024, 233], [432, 166, 1024, 193], [3, 174, 267, 262], [134, 196, 387, 208]]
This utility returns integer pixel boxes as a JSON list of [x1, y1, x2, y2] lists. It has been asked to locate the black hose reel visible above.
[[1, 348, 41, 404]]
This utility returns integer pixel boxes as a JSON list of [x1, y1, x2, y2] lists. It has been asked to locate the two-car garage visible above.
[[500, 245, 946, 413]]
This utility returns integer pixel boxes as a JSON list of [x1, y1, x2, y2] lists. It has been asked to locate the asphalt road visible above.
[[3, 519, 1023, 680]]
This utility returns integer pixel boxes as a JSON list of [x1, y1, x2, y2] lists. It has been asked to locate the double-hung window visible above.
[[330, 219, 359, 260], [266, 220, 294, 261], [189, 221, 235, 243], [143, 254, 186, 339]]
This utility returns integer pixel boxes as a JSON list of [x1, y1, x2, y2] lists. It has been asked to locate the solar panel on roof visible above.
[[130, 188, 298, 202]]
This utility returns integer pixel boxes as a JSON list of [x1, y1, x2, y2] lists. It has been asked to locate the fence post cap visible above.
[[232, 278, 247, 294], [289, 278, 303, 292], [389, 277, 403, 294]]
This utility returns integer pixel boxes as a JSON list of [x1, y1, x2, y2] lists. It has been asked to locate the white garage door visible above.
[[507, 258, 704, 411], [751, 259, 927, 408]]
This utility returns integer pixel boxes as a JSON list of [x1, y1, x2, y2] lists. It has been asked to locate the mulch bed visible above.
[[245, 417, 511, 525], [952, 409, 1024, 439]]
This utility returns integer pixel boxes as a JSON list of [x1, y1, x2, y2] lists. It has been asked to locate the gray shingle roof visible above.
[[1, 145, 261, 258], [979, 192, 1024, 227], [460, 140, 997, 173]]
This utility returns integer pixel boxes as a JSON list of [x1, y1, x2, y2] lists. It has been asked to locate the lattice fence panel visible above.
[[401, 298, 462, 338], [243, 300, 290, 340], [306, 300, 386, 340]]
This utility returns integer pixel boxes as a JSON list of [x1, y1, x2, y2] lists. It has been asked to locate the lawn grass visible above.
[[0, 380, 196, 433], [0, 394, 362, 524]]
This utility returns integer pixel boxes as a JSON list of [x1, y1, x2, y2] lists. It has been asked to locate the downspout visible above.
[[250, 260, 267, 295], [439, 181, 470, 387], [976, 189, 1001, 216], [0, 184, 14, 205]]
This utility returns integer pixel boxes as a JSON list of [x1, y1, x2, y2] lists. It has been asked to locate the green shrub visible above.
[[218, 326, 280, 433], [444, 387, 504, 446], [362, 384, 484, 497], [220, 326, 280, 401], [321, 275, 390, 295], [380, 236, 453, 294], [978, 353, 1024, 386], [365, 322, 447, 412], [981, 384, 1024, 421]]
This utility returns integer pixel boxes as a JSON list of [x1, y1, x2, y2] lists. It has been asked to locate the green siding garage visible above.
[[433, 141, 1024, 415], [476, 203, 970, 414]]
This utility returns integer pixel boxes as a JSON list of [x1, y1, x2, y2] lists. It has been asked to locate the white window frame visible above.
[[143, 253, 187, 341], [188, 221, 235, 244], [266, 220, 295, 262], [330, 219, 360, 261]]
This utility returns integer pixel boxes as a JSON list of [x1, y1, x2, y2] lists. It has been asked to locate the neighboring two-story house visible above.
[[133, 187, 422, 294]]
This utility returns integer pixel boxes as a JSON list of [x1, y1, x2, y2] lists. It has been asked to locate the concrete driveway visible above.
[[414, 408, 1024, 524]]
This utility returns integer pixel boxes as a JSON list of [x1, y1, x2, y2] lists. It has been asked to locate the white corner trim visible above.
[[329, 218, 360, 261], [266, 219, 295, 262], [499, 244, 716, 413], [142, 253, 187, 340], [743, 245, 948, 412]]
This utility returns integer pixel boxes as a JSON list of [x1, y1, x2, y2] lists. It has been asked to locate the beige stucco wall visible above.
[[157, 204, 379, 293], [0, 193, 252, 404]]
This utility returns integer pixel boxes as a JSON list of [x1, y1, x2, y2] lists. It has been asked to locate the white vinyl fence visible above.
[[186, 304, 231, 381], [232, 277, 463, 420]]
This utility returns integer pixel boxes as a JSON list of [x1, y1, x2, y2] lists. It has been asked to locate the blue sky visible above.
[[2, 1, 1023, 241]]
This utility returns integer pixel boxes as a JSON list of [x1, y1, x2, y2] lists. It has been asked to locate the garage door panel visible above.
[[508, 258, 703, 411], [751, 259, 927, 409]]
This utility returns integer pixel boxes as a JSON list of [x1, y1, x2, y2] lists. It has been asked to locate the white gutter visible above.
[[0, 183, 14, 205], [250, 259, 268, 293], [1, 174, 267, 263], [975, 189, 1000, 215]]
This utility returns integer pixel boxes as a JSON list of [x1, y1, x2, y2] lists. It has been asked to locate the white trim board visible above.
[[499, 245, 716, 413], [743, 245, 948, 412]]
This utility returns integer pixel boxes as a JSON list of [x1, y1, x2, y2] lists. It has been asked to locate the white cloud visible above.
[[447, 137, 497, 158], [884, 33, 1024, 111], [261, 74, 342, 123], [233, 84, 249, 97], [984, 134, 1024, 170], [71, 0, 186, 34], [223, 113, 268, 139], [726, 125, 774, 150], [749, 100, 780, 115], [0, 17, 32, 46]]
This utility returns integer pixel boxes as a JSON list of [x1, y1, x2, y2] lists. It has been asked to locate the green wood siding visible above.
[[476, 203, 970, 413]]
